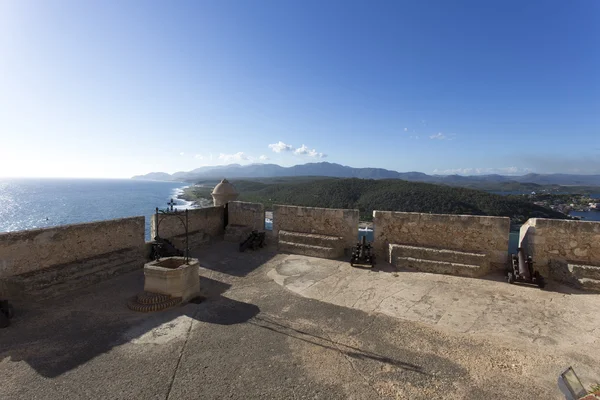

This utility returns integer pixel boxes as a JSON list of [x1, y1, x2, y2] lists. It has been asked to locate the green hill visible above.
[[225, 178, 569, 223]]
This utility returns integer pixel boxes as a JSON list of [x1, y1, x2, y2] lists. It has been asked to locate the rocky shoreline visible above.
[[177, 185, 214, 208]]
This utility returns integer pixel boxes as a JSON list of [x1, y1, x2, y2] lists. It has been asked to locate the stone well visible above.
[[143, 257, 200, 302]]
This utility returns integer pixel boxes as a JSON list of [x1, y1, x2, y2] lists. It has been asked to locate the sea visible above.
[[0, 178, 193, 240]]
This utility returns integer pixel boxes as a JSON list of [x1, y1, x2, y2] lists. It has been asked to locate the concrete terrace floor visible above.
[[1, 241, 599, 399]]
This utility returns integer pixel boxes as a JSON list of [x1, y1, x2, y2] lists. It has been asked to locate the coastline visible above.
[[176, 185, 214, 208]]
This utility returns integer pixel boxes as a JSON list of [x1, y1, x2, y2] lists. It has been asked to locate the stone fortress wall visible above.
[[1, 200, 600, 294], [373, 211, 510, 269], [227, 201, 265, 230], [0, 217, 145, 279], [520, 218, 600, 279], [272, 204, 360, 250], [150, 206, 225, 249]]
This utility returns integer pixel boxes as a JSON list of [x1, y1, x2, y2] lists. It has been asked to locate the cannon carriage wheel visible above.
[[507, 272, 515, 284]]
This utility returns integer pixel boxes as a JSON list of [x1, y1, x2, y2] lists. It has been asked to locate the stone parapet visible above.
[[273, 205, 359, 251], [0, 217, 145, 279], [373, 211, 509, 270], [520, 218, 600, 281], [228, 201, 265, 230], [150, 207, 224, 243]]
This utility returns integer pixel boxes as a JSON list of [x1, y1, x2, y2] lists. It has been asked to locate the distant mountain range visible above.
[[131, 162, 600, 187]]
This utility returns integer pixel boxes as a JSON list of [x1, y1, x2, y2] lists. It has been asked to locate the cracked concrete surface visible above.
[[2, 241, 599, 399], [268, 254, 600, 351]]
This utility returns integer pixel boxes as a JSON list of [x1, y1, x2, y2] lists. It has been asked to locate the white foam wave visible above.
[[170, 185, 197, 210]]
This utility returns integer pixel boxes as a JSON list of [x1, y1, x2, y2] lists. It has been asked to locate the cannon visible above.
[[507, 247, 545, 288], [0, 300, 14, 328], [350, 236, 375, 267], [239, 230, 266, 252], [150, 237, 183, 260]]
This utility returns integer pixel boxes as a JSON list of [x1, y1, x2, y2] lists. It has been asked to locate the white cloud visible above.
[[294, 144, 309, 155], [194, 154, 203, 159], [309, 149, 327, 158], [218, 152, 250, 162], [430, 132, 457, 141], [404, 127, 408, 132], [294, 144, 326, 158], [259, 155, 269, 161], [268, 141, 293, 153], [179, 152, 185, 156]]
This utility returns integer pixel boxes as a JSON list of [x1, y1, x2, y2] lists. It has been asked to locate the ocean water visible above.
[[0, 179, 192, 240], [570, 210, 600, 222]]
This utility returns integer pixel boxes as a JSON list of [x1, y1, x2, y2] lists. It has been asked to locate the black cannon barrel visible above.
[[517, 248, 531, 280]]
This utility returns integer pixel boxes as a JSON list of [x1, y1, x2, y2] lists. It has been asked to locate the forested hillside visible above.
[[185, 177, 570, 223]]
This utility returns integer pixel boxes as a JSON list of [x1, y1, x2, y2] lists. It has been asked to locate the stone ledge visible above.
[[578, 278, 600, 292], [394, 256, 487, 278], [568, 263, 600, 280], [389, 244, 488, 267], [279, 230, 344, 249], [278, 241, 343, 259]]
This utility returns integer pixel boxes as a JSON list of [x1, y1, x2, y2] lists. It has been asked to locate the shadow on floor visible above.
[[190, 240, 279, 277], [0, 273, 259, 378], [195, 276, 260, 325], [249, 316, 427, 375], [479, 268, 595, 295]]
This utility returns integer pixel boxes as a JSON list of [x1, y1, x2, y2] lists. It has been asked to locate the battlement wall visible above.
[[519, 218, 600, 276], [373, 211, 510, 269], [150, 206, 225, 241], [273, 205, 360, 250], [228, 201, 265, 230], [0, 217, 145, 279]]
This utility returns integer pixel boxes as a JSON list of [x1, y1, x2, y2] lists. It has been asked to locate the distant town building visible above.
[[589, 202, 600, 209]]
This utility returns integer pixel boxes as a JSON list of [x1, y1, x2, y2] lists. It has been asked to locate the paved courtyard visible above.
[[1, 240, 599, 399]]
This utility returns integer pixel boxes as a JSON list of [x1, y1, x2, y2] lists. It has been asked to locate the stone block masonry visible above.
[[373, 211, 510, 270], [273, 205, 359, 251], [0, 217, 145, 279], [0, 217, 146, 299], [150, 206, 225, 243], [520, 218, 600, 287], [228, 201, 265, 230]]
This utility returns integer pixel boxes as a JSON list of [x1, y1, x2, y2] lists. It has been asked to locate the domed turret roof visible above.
[[211, 178, 238, 195]]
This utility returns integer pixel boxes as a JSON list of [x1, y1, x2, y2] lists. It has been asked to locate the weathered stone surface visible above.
[[228, 201, 265, 230], [144, 257, 200, 302], [373, 211, 510, 270], [279, 230, 344, 249], [394, 257, 487, 278], [278, 241, 343, 259], [1, 247, 143, 300], [224, 224, 253, 243], [273, 205, 359, 251], [549, 262, 600, 292], [0, 217, 145, 279], [151, 206, 224, 242], [578, 277, 600, 292], [170, 231, 209, 251], [211, 178, 239, 206], [389, 244, 489, 275], [520, 218, 600, 278]]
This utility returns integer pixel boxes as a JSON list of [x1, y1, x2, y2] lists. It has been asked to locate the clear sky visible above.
[[0, 0, 598, 178]]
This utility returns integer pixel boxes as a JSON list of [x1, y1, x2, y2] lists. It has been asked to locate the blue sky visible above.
[[0, 0, 598, 178]]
